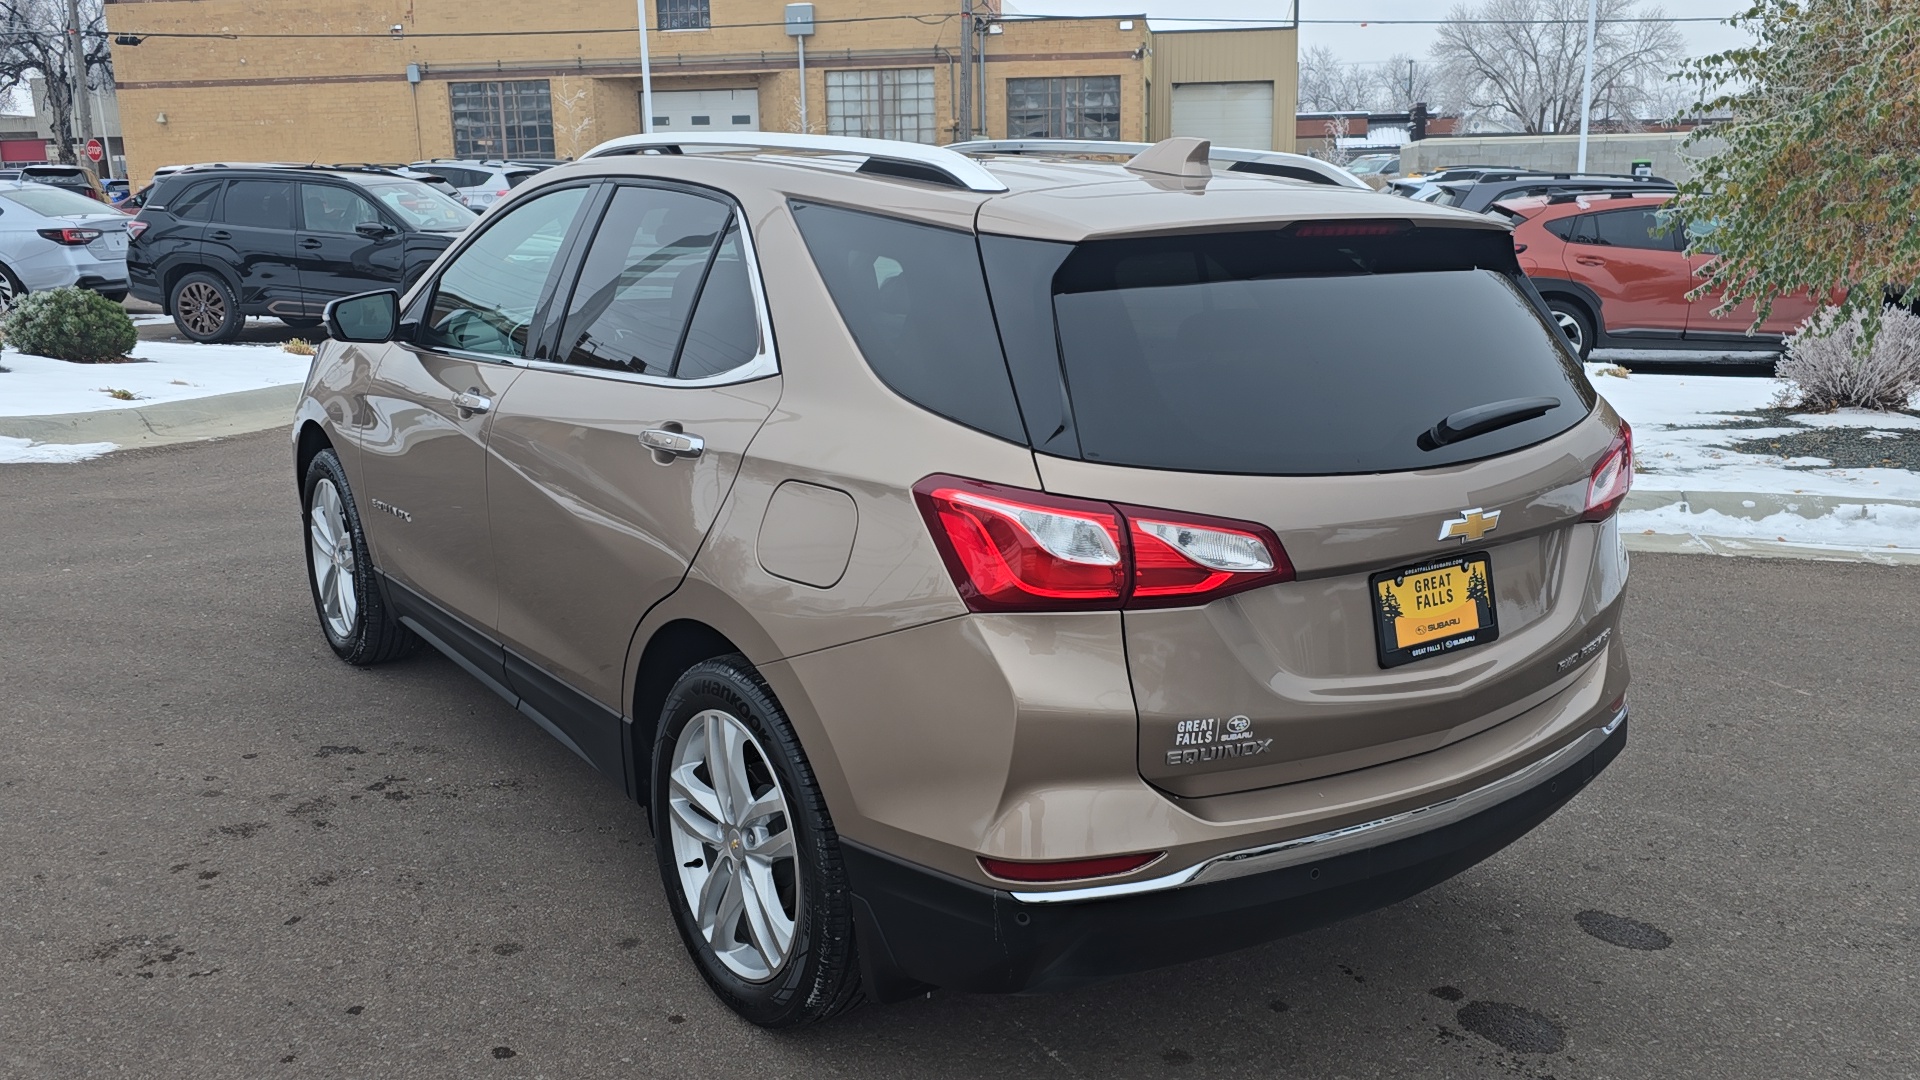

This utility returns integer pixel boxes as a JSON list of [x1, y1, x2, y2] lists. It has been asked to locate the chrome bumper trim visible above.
[[1010, 706, 1625, 904]]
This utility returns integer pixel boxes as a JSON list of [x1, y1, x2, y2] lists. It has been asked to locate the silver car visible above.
[[0, 181, 131, 307]]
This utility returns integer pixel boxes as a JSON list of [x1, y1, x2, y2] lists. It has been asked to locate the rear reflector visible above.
[[979, 852, 1163, 883], [914, 476, 1295, 613], [1582, 422, 1634, 521]]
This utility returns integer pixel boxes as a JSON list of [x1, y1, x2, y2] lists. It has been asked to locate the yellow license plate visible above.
[[1369, 552, 1499, 668]]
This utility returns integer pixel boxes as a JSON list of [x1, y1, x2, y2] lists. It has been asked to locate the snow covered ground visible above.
[[1589, 362, 1920, 553], [0, 434, 117, 464], [0, 340, 312, 418]]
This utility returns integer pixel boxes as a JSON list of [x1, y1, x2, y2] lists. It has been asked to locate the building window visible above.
[[658, 0, 711, 31], [450, 80, 555, 159], [826, 69, 937, 144], [1006, 76, 1121, 140]]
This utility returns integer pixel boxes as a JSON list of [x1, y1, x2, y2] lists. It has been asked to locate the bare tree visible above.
[[1430, 0, 1684, 133], [0, 0, 112, 165], [1300, 46, 1438, 114]]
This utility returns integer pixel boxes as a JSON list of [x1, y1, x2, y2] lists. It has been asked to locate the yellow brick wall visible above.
[[105, 1, 1279, 181]]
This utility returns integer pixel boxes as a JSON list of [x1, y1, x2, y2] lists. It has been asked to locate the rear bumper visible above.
[[844, 712, 1627, 998]]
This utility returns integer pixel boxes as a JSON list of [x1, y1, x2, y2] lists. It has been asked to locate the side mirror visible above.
[[355, 221, 397, 239], [325, 290, 401, 343]]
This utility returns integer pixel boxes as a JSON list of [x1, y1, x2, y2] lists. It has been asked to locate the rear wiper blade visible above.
[[1418, 396, 1561, 451]]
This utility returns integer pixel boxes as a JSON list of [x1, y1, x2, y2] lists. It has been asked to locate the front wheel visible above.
[[1547, 297, 1596, 360], [302, 448, 420, 665], [653, 656, 863, 1027]]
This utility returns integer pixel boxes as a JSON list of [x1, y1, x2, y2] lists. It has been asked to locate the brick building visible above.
[[103, 1, 1295, 184]]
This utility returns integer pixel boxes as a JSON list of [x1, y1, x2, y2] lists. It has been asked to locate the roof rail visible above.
[[582, 132, 1010, 193], [947, 139, 1371, 190]]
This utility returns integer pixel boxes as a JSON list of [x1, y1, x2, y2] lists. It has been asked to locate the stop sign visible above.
[[85, 138, 103, 163]]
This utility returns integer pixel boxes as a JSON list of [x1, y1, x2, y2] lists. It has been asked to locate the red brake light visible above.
[[1582, 422, 1634, 521], [126, 220, 149, 240], [979, 852, 1164, 883], [1290, 219, 1412, 238], [37, 227, 102, 246], [913, 476, 1295, 613]]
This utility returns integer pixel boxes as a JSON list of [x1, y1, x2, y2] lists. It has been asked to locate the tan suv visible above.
[[294, 133, 1633, 1027]]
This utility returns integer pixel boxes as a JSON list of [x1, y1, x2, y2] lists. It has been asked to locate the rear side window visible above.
[[166, 180, 222, 221], [1588, 208, 1672, 250], [553, 185, 732, 377], [1543, 216, 1578, 241], [505, 170, 537, 189], [223, 180, 294, 230], [791, 202, 1024, 442], [1037, 227, 1593, 475]]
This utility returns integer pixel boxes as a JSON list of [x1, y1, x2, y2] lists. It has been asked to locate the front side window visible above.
[[222, 180, 295, 230], [300, 184, 382, 234], [658, 0, 710, 30], [825, 69, 936, 144], [421, 186, 588, 358], [449, 80, 555, 159], [360, 180, 475, 232], [552, 185, 752, 378], [1006, 76, 1121, 140]]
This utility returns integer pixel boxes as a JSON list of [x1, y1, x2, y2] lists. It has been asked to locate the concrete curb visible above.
[[0, 384, 300, 450]]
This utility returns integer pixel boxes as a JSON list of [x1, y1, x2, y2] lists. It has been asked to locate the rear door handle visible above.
[[640, 428, 704, 460], [452, 389, 492, 415], [299, 238, 323, 250], [1575, 256, 1606, 266], [209, 230, 232, 241]]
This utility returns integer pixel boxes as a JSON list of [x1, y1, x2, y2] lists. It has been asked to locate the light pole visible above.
[[637, 0, 655, 133], [1575, 0, 1599, 172], [66, 0, 93, 167]]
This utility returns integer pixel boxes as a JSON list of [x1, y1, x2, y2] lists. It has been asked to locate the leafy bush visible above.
[[1778, 305, 1920, 411], [1, 286, 138, 363]]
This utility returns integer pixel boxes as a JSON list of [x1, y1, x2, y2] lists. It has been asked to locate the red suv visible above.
[[1502, 192, 1816, 358]]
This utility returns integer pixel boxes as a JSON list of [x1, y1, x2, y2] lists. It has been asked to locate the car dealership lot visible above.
[[2, 431, 1915, 1079]]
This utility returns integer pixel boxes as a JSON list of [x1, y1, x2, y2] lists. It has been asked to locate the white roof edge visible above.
[[947, 139, 1369, 190], [582, 132, 1010, 193]]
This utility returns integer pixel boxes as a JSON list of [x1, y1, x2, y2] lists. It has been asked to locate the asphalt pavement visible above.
[[2, 431, 1915, 1079]]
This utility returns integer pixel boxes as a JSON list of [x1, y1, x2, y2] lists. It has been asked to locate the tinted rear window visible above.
[[1041, 227, 1594, 475]]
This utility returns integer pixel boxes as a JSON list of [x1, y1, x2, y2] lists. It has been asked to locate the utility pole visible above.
[[66, 0, 93, 168], [1576, 0, 1598, 171], [957, 0, 973, 141]]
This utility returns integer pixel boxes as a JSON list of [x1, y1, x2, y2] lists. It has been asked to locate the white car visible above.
[[406, 159, 549, 210], [0, 181, 131, 307]]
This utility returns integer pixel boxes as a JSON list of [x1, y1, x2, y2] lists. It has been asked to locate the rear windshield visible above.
[[1040, 227, 1593, 475], [0, 185, 111, 217]]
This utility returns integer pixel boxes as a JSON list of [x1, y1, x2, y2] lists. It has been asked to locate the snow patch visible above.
[[0, 340, 312, 417], [0, 435, 117, 464], [1621, 503, 1920, 553]]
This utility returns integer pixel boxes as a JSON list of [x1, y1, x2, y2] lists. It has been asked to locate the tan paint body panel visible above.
[[355, 345, 522, 628], [757, 481, 859, 589], [486, 370, 781, 710]]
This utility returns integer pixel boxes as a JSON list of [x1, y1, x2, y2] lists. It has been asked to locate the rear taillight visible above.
[[913, 476, 1295, 613], [1289, 219, 1412, 238], [125, 220, 149, 240], [1582, 422, 1634, 521], [979, 851, 1164, 883], [38, 227, 102, 245]]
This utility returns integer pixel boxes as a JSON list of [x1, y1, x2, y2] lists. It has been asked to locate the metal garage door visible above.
[[1171, 82, 1274, 151], [647, 89, 760, 133]]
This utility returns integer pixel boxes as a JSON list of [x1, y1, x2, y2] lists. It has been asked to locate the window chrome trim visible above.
[[1009, 706, 1626, 905]]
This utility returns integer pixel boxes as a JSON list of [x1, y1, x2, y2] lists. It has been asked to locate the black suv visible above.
[[128, 165, 475, 342], [1425, 171, 1676, 214]]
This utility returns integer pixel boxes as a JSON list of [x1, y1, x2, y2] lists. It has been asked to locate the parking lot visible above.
[[1, 430, 1913, 1078]]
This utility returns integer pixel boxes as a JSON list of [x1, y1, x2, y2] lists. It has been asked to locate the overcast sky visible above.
[[1013, 0, 1753, 67]]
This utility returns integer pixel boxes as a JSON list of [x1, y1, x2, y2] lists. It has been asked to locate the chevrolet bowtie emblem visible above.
[[1438, 507, 1501, 542]]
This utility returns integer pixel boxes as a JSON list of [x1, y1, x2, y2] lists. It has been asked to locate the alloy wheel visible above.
[[1553, 309, 1585, 353], [0, 273, 17, 312], [178, 281, 226, 337], [666, 708, 800, 982], [307, 478, 359, 640]]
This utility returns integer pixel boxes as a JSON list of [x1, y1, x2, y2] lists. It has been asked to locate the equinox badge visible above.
[[1438, 507, 1500, 543]]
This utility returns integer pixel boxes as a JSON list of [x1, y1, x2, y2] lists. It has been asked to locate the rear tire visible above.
[[171, 271, 243, 343], [652, 655, 864, 1027], [1546, 297, 1596, 360], [0, 263, 24, 312], [301, 448, 420, 665]]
